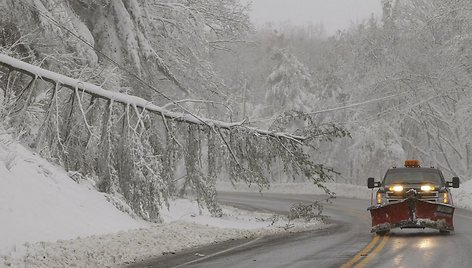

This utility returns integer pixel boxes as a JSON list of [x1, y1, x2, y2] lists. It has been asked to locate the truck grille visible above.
[[387, 191, 438, 203]]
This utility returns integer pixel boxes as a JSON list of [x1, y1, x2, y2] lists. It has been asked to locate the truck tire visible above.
[[376, 230, 389, 236], [439, 229, 450, 235]]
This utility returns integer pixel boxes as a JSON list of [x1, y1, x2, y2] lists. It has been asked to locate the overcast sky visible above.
[[247, 0, 382, 34]]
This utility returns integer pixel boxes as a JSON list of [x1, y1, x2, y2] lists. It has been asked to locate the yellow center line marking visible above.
[[354, 235, 390, 268], [340, 235, 380, 268]]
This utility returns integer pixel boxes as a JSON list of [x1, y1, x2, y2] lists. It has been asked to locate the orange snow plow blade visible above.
[[368, 198, 454, 232]]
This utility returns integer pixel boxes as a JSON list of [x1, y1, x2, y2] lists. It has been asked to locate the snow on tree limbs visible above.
[[0, 53, 347, 221]]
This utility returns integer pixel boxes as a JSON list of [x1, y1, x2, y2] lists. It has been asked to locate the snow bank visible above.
[[2, 206, 322, 268], [0, 132, 147, 258], [160, 199, 285, 230], [216, 181, 372, 200]]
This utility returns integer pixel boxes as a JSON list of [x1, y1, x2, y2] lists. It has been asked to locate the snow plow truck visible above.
[[367, 160, 460, 235]]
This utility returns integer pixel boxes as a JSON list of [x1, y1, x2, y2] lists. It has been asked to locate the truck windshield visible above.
[[383, 169, 443, 185]]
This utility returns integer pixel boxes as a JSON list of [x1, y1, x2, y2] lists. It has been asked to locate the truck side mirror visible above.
[[452, 177, 460, 188], [367, 177, 380, 189], [447, 177, 460, 188]]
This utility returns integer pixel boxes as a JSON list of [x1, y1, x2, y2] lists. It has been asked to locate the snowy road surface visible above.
[[129, 192, 472, 268]]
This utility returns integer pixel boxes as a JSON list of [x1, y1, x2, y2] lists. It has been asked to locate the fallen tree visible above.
[[0, 53, 348, 221]]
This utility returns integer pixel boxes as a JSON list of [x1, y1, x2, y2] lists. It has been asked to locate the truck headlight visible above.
[[389, 185, 404, 192], [420, 185, 435, 192]]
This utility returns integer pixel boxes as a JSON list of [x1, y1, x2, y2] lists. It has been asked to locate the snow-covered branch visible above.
[[0, 53, 305, 142]]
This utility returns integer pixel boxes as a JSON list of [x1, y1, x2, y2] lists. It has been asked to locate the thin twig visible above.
[[74, 86, 94, 136], [216, 127, 240, 167]]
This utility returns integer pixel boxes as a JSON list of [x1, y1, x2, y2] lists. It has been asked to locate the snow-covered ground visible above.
[[0, 132, 323, 267], [0, 133, 147, 257], [2, 205, 321, 268]]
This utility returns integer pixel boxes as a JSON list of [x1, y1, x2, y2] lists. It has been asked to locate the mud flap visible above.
[[368, 198, 454, 232]]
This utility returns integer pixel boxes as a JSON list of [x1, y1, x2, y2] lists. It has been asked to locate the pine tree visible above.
[[264, 49, 318, 117]]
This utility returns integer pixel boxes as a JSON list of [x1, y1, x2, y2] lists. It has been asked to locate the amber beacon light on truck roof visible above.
[[404, 159, 420, 168]]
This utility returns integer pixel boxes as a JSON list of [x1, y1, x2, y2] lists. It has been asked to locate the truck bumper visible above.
[[368, 198, 455, 233]]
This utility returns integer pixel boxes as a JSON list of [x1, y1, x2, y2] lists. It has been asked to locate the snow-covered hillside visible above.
[[0, 133, 147, 256]]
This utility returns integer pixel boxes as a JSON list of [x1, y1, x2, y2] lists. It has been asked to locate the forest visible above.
[[0, 0, 471, 221]]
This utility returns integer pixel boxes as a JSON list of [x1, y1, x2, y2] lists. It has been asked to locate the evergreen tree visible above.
[[264, 49, 318, 116]]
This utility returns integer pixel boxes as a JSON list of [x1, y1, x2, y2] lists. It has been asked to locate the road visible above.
[[128, 192, 472, 268]]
